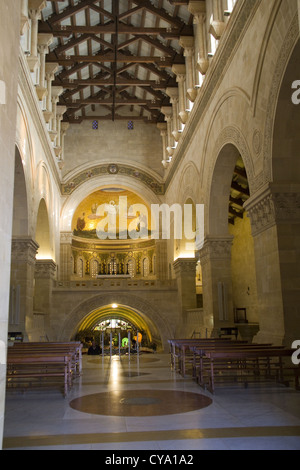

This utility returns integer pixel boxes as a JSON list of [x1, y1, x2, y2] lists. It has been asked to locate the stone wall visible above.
[[0, 0, 21, 450], [63, 119, 164, 179]]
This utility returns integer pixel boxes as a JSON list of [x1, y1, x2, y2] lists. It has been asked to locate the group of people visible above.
[[87, 331, 142, 356]]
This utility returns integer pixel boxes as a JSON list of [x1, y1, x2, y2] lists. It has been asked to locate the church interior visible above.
[[1, 0, 300, 451]]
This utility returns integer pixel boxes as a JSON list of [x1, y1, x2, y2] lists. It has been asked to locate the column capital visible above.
[[56, 105, 67, 118], [38, 33, 54, 48], [61, 122, 70, 134], [198, 236, 233, 266], [166, 87, 179, 100], [28, 0, 46, 12], [35, 259, 57, 279], [45, 62, 59, 77], [172, 64, 186, 80], [161, 106, 172, 119], [51, 86, 64, 100], [173, 257, 197, 276], [11, 237, 39, 266], [188, 0, 206, 17], [244, 183, 300, 237], [179, 36, 194, 52], [60, 232, 73, 244], [157, 122, 167, 133]]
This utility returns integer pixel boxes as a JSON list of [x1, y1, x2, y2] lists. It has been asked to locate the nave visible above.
[[3, 353, 300, 451]]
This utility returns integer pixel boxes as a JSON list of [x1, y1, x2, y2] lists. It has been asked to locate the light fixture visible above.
[[112, 303, 118, 309]]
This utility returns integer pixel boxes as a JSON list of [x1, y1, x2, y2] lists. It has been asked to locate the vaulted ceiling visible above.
[[40, 0, 193, 124]]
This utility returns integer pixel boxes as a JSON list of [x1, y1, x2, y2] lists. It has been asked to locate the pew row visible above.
[[6, 342, 82, 397], [192, 347, 296, 394], [168, 338, 300, 393]]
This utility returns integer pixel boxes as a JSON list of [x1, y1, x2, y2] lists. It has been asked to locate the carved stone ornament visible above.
[[11, 238, 39, 266], [198, 237, 233, 266], [244, 185, 300, 237]]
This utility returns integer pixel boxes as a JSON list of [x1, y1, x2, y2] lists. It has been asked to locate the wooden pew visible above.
[[6, 352, 73, 397], [168, 338, 238, 377], [10, 342, 82, 377], [193, 347, 296, 393]]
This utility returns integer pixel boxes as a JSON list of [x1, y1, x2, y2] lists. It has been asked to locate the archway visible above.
[[269, 39, 300, 345], [57, 292, 174, 351], [35, 198, 52, 260], [74, 304, 157, 352], [9, 148, 30, 335], [12, 147, 28, 237], [201, 143, 257, 335]]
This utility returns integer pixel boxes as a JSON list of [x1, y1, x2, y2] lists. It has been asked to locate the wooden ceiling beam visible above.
[[39, 23, 186, 37], [47, 54, 174, 66], [54, 78, 167, 87]]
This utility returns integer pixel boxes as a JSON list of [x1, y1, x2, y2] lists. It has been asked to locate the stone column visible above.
[[179, 36, 197, 102], [59, 122, 69, 169], [161, 106, 174, 160], [20, 0, 30, 36], [59, 232, 73, 281], [172, 64, 188, 125], [54, 105, 66, 158], [209, 0, 226, 40], [188, 1, 209, 75], [173, 258, 197, 312], [298, 0, 300, 30], [198, 236, 234, 336], [27, 0, 46, 73], [244, 184, 300, 346], [34, 260, 57, 337], [166, 87, 180, 142], [157, 123, 168, 168], [36, 33, 53, 102], [44, 62, 59, 124], [50, 86, 63, 144], [10, 238, 39, 339]]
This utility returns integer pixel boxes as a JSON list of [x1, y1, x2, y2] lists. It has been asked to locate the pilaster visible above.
[[198, 236, 234, 331], [188, 1, 209, 75], [245, 184, 300, 345], [172, 64, 189, 125], [173, 258, 197, 312]]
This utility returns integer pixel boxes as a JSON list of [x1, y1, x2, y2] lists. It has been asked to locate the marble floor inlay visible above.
[[69, 389, 213, 416]]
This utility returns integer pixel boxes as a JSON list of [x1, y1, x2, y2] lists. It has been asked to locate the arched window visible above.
[[77, 258, 84, 278], [108, 258, 117, 275], [90, 259, 99, 278], [125, 258, 136, 277], [142, 257, 150, 277], [152, 255, 156, 276]]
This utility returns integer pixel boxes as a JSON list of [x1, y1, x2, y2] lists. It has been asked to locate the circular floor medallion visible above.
[[69, 390, 212, 417]]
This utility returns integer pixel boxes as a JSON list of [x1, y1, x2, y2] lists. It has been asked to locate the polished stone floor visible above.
[[3, 353, 300, 450]]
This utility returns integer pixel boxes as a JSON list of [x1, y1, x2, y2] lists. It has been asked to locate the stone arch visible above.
[[12, 147, 29, 237], [35, 198, 52, 260], [206, 129, 253, 237], [60, 177, 163, 232], [57, 292, 174, 351], [272, 39, 300, 183], [263, 11, 299, 183]]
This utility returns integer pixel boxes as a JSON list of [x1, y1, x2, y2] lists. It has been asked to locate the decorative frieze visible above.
[[35, 259, 57, 279], [11, 238, 39, 266], [173, 258, 197, 275], [244, 185, 300, 237], [198, 237, 233, 266]]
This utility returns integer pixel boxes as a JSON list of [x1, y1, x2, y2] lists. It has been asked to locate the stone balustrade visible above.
[[54, 278, 178, 291]]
